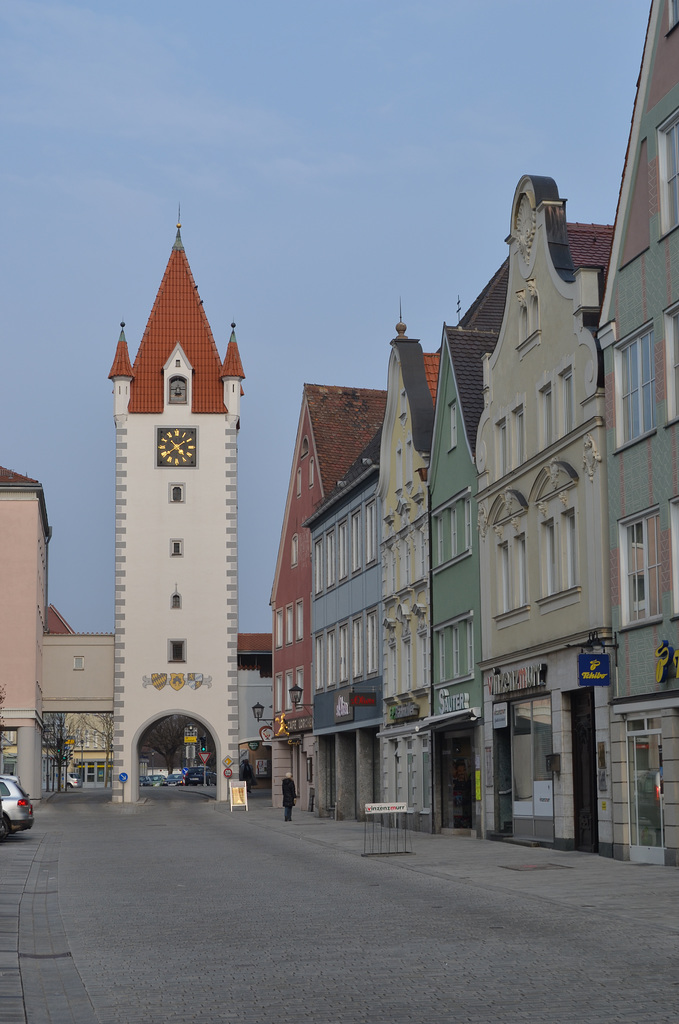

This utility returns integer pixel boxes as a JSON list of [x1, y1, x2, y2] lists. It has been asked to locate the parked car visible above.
[[139, 776, 153, 786], [165, 773, 184, 786], [0, 775, 34, 836], [147, 775, 167, 787], [183, 767, 215, 786], [66, 773, 82, 789]]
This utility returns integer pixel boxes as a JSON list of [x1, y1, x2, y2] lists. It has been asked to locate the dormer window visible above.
[[169, 376, 187, 404]]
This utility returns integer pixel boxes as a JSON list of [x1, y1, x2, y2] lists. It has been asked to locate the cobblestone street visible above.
[[2, 789, 679, 1024]]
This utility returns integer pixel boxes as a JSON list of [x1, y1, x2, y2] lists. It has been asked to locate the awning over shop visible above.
[[415, 707, 481, 731]]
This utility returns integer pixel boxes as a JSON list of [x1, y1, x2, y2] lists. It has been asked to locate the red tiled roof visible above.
[[128, 232, 227, 414], [566, 223, 613, 270], [0, 466, 38, 484], [305, 385, 387, 495], [238, 633, 272, 651], [108, 332, 133, 379], [47, 605, 75, 634], [221, 335, 245, 380], [423, 352, 440, 404]]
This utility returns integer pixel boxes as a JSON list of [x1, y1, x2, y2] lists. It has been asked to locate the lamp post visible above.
[[288, 683, 313, 713]]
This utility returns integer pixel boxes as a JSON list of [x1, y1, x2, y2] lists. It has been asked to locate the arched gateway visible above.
[[108, 225, 245, 803]]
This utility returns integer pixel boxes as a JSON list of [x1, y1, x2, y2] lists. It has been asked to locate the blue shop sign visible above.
[[578, 653, 611, 687]]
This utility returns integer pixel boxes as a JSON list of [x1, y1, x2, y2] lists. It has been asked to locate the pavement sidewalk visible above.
[[3, 792, 679, 1023]]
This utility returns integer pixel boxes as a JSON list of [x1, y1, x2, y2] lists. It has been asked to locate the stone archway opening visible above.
[[136, 713, 218, 793]]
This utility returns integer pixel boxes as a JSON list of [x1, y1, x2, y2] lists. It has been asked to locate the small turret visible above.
[[221, 322, 245, 426], [108, 322, 134, 424]]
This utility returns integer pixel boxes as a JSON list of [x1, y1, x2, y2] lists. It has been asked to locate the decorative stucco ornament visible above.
[[538, 501, 549, 518], [549, 458, 560, 488], [478, 503, 488, 539], [583, 433, 602, 481], [516, 194, 536, 264], [511, 517, 522, 533], [493, 524, 504, 541]]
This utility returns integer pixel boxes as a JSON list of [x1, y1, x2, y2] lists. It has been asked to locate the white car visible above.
[[66, 773, 83, 789]]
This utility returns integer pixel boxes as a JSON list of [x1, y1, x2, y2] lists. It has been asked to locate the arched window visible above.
[[301, 436, 309, 458], [171, 592, 182, 609], [309, 457, 315, 487], [171, 485, 184, 503], [169, 376, 187, 404]]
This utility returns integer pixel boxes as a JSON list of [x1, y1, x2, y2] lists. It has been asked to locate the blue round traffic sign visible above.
[[119, 772, 128, 782]]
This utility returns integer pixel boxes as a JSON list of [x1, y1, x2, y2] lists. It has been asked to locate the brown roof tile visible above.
[[221, 331, 245, 380], [47, 604, 75, 634], [108, 329, 134, 379], [0, 466, 39, 484], [305, 385, 387, 495], [423, 352, 440, 403], [128, 232, 227, 414], [238, 632, 272, 651], [566, 222, 614, 270]]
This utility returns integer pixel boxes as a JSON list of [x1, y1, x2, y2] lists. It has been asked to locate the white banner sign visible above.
[[365, 802, 408, 814]]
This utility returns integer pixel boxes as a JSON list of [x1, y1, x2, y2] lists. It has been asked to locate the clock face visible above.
[[157, 427, 197, 467]]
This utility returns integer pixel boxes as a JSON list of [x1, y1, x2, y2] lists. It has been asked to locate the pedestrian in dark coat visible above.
[[282, 772, 296, 821]]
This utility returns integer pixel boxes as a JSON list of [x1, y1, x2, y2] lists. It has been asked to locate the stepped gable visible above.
[[128, 229, 227, 414], [0, 466, 39, 484], [446, 260, 509, 457], [306, 385, 387, 497], [566, 222, 614, 270]]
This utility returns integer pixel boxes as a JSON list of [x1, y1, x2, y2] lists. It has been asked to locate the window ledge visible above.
[[618, 614, 664, 633], [536, 586, 581, 614], [432, 549, 472, 575], [517, 329, 541, 359], [614, 428, 657, 455], [494, 604, 530, 628], [658, 221, 679, 243]]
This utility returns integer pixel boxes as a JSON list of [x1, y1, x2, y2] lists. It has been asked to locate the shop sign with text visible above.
[[389, 702, 420, 722], [487, 663, 547, 696], [437, 688, 470, 715], [334, 689, 355, 723], [578, 653, 611, 687]]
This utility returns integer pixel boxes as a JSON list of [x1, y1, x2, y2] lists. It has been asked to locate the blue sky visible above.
[[1, 0, 650, 633]]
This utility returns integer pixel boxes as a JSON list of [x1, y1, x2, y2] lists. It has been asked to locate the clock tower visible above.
[[108, 225, 245, 802]]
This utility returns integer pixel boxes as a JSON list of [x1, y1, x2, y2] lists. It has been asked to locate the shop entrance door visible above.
[[627, 717, 664, 864], [512, 697, 553, 841], [440, 733, 473, 829], [571, 688, 598, 852]]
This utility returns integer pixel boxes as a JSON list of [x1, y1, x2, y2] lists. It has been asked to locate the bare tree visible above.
[[43, 712, 69, 792], [141, 716, 194, 773]]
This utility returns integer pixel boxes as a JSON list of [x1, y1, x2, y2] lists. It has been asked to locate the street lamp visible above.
[[252, 703, 273, 724], [288, 684, 313, 713]]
